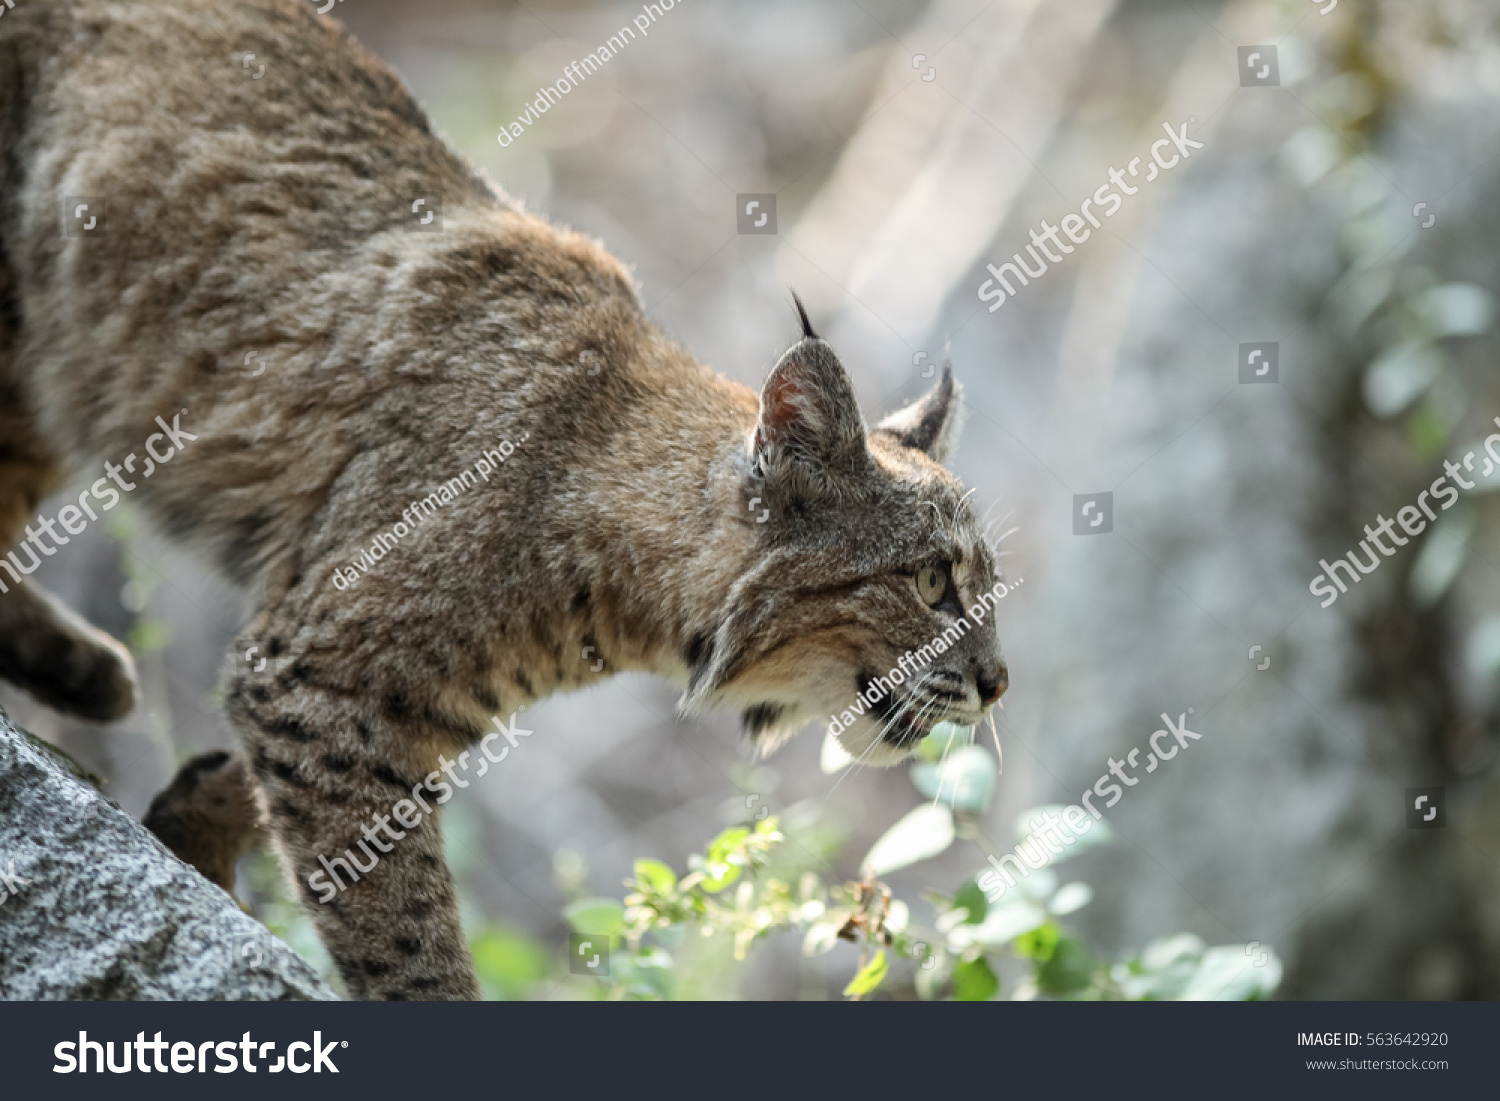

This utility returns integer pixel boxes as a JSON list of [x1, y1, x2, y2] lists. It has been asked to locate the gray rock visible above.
[[0, 708, 336, 1000]]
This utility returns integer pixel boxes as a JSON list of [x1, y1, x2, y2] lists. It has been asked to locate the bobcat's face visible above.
[[682, 306, 1009, 767]]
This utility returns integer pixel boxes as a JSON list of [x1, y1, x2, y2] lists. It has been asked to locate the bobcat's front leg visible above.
[[227, 642, 480, 1001]]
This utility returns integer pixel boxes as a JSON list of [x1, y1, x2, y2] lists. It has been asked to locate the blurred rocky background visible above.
[[6, 0, 1498, 998]]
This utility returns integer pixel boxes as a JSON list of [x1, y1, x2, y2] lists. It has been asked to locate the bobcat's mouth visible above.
[[857, 672, 935, 747]]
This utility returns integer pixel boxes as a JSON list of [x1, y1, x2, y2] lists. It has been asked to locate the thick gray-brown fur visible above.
[[0, 0, 1008, 999]]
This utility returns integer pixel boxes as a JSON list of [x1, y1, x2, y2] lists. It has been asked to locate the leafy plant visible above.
[[584, 724, 1283, 1001], [247, 724, 1281, 1001]]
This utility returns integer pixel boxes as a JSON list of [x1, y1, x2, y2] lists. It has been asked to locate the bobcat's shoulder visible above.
[[0, 0, 1008, 999]]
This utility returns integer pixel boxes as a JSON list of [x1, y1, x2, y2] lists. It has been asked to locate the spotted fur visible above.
[[0, 0, 1007, 999]]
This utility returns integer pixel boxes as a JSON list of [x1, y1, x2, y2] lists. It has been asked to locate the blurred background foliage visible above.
[[7, 0, 1500, 999], [253, 723, 1282, 1000]]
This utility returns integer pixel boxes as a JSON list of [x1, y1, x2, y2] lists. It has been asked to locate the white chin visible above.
[[834, 717, 921, 768]]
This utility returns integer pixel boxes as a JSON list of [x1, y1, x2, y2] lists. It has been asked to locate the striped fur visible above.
[[0, 0, 1007, 998]]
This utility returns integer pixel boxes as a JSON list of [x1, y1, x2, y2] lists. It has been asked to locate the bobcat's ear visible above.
[[871, 364, 963, 464], [750, 321, 868, 486]]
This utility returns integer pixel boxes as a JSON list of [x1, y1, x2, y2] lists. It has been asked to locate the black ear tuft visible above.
[[871, 363, 965, 464], [790, 290, 818, 340]]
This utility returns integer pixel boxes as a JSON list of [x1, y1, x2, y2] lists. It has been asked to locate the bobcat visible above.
[[0, 0, 1009, 999]]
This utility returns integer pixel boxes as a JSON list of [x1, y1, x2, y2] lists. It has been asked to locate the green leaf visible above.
[[1115, 934, 1204, 999], [1011, 805, 1112, 866], [1140, 933, 1205, 972], [1415, 282, 1493, 337], [1035, 936, 1096, 996], [613, 948, 675, 1001], [700, 825, 752, 892], [910, 745, 997, 813], [802, 919, 844, 957], [1363, 341, 1444, 418], [951, 879, 989, 926], [948, 900, 1044, 954], [563, 897, 626, 938], [1465, 616, 1500, 680], [1411, 507, 1474, 607], [1407, 402, 1450, 458], [706, 826, 750, 860], [632, 946, 673, 970], [1010, 867, 1058, 902], [862, 804, 955, 876], [842, 950, 889, 997], [1014, 920, 1061, 962], [700, 866, 740, 893], [1048, 882, 1093, 916], [951, 957, 1000, 1001], [1177, 945, 1283, 1001], [917, 722, 969, 762], [470, 925, 550, 1000], [633, 858, 677, 895], [915, 952, 948, 1000], [947, 899, 1047, 950]]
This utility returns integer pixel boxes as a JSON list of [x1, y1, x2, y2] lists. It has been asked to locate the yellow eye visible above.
[[916, 565, 947, 606]]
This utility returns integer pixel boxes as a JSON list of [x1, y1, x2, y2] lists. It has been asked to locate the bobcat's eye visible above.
[[916, 563, 949, 607]]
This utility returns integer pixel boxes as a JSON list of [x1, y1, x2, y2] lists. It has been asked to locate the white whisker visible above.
[[950, 487, 978, 541], [824, 728, 884, 801], [982, 519, 1019, 547], [929, 706, 958, 808]]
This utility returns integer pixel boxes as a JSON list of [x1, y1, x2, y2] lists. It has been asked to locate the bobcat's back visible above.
[[0, 0, 1008, 1002], [0, 0, 653, 585]]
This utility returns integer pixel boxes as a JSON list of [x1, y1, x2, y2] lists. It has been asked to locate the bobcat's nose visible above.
[[976, 661, 1008, 706]]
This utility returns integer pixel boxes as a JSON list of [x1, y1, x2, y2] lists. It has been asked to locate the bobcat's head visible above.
[[682, 302, 1009, 767]]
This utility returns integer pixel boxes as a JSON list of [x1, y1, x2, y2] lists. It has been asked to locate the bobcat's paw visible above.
[[145, 751, 268, 894], [63, 632, 139, 722]]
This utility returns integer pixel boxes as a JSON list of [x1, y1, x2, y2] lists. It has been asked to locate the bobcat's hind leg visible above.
[[144, 750, 268, 895], [0, 407, 138, 721], [227, 642, 481, 1000]]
